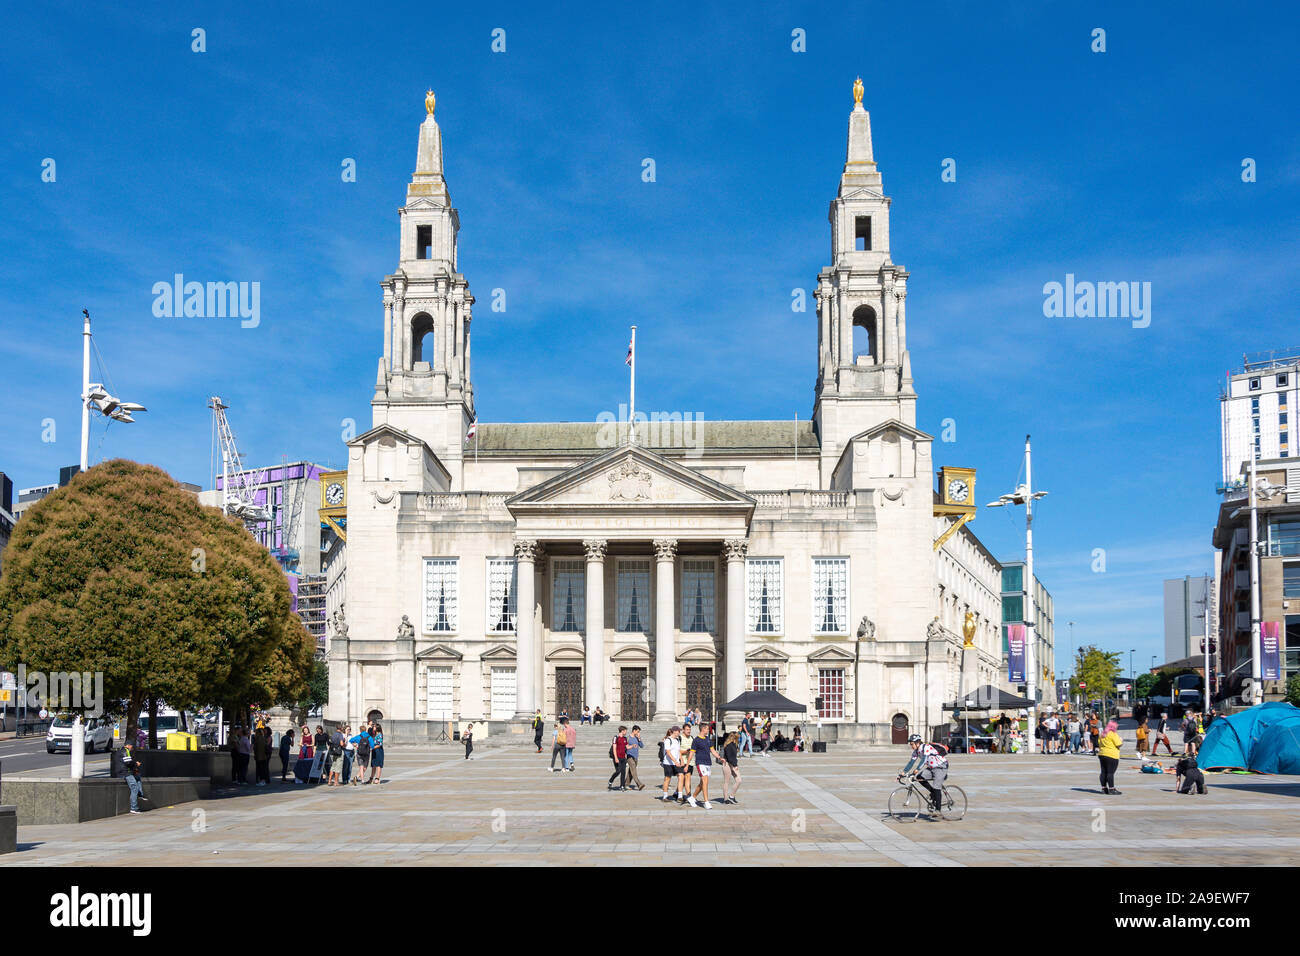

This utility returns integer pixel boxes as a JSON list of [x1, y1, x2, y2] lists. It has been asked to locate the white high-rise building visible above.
[[1220, 350, 1300, 484]]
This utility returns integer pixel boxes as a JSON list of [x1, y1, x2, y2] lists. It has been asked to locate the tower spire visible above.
[[409, 90, 449, 205], [839, 77, 880, 196]]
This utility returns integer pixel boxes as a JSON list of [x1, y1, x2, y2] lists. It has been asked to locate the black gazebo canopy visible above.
[[717, 690, 808, 714], [942, 685, 1035, 712]]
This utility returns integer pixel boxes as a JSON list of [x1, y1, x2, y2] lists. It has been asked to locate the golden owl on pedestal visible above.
[[962, 611, 977, 649], [425, 89, 436, 115], [853, 76, 864, 106]]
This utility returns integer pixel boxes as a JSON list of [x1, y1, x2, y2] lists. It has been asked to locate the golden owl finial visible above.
[[425, 89, 436, 116], [962, 611, 976, 649], [853, 76, 864, 107]]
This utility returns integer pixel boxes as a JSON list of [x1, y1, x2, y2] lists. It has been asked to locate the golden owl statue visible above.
[[853, 76, 864, 106], [425, 89, 436, 116], [962, 611, 976, 649]]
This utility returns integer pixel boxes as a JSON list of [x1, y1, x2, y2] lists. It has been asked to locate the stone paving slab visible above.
[[2, 748, 1296, 867]]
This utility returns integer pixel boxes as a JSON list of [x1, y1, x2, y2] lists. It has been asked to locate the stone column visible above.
[[383, 298, 393, 372], [513, 539, 540, 719], [724, 539, 748, 710], [583, 539, 607, 709], [394, 293, 407, 370], [652, 538, 677, 720]]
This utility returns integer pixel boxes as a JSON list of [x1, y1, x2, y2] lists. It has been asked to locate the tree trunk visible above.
[[125, 689, 146, 751], [147, 696, 159, 750]]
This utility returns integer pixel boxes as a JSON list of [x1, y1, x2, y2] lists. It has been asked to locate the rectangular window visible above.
[[490, 667, 517, 720], [423, 558, 459, 632], [1269, 518, 1300, 557], [854, 216, 872, 251], [1250, 378, 1261, 390], [417, 224, 432, 260], [1284, 563, 1300, 598], [818, 669, 845, 719], [746, 558, 784, 633], [1280, 374, 1289, 388], [751, 668, 778, 693], [487, 558, 518, 632], [616, 558, 652, 633], [426, 666, 453, 719], [680, 559, 716, 633], [551, 559, 586, 632], [1002, 595, 1024, 624], [1001, 565, 1024, 593], [812, 557, 849, 633]]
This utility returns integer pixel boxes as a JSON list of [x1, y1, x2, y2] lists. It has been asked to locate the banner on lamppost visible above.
[[1261, 621, 1282, 681], [1007, 624, 1026, 683]]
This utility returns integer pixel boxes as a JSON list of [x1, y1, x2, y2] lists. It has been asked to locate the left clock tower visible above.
[[371, 90, 476, 489]]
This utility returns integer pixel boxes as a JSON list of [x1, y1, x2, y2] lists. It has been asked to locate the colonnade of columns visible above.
[[511, 536, 750, 719]]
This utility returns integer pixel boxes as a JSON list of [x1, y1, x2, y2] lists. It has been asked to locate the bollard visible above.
[[70, 715, 85, 780]]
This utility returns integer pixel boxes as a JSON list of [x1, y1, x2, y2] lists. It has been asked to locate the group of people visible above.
[[656, 724, 741, 809], [228, 720, 386, 787], [1136, 707, 1210, 758]]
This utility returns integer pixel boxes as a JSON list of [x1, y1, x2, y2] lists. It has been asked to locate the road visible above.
[[0, 735, 115, 776]]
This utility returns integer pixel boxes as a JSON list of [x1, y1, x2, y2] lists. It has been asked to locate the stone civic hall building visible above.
[[326, 85, 1004, 742]]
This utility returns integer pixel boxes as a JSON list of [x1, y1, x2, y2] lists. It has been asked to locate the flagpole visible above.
[[629, 325, 637, 446]]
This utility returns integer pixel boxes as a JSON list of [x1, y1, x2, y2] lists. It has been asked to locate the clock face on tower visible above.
[[325, 482, 345, 506], [946, 478, 969, 503]]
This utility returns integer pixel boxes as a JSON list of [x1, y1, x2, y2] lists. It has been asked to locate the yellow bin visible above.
[[166, 731, 199, 751]]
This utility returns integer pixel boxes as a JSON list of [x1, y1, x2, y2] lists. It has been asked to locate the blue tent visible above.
[[1198, 702, 1300, 774]]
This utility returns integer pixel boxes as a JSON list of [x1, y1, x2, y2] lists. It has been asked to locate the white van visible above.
[[46, 714, 116, 754], [137, 709, 185, 745]]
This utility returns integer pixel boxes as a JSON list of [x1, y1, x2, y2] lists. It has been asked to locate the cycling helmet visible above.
[[907, 734, 923, 743]]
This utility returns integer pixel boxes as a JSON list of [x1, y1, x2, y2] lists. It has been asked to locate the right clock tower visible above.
[[813, 78, 916, 485]]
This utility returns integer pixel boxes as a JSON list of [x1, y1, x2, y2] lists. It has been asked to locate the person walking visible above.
[[368, 723, 386, 784], [1097, 719, 1123, 795], [253, 725, 271, 786], [278, 728, 294, 783], [464, 722, 474, 760], [607, 725, 629, 791], [678, 724, 695, 800], [720, 731, 741, 804], [625, 725, 646, 790], [562, 717, 577, 771], [1151, 711, 1174, 755], [549, 720, 566, 772], [659, 726, 683, 800], [738, 713, 754, 757], [996, 713, 1012, 754], [1136, 717, 1149, 755], [688, 724, 719, 809], [532, 709, 545, 753]]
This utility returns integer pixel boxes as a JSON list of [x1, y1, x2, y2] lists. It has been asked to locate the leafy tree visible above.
[[1068, 645, 1121, 712], [1286, 673, 1300, 708], [1151, 667, 1199, 698], [1134, 672, 1159, 699], [0, 460, 314, 746]]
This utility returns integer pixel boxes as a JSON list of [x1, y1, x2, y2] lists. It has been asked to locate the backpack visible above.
[[356, 736, 371, 760], [657, 739, 665, 763], [329, 738, 342, 758]]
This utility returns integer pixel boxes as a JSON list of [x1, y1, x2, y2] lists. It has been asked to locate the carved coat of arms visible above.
[[607, 460, 652, 501]]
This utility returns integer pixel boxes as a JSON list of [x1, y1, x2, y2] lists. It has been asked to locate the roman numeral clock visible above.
[[933, 466, 977, 551], [319, 469, 347, 541]]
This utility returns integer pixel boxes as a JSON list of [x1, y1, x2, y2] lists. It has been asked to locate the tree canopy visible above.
[[0, 460, 315, 742], [1068, 645, 1122, 703]]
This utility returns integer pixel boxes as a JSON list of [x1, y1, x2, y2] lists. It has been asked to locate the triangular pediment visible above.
[[416, 643, 463, 661], [507, 445, 754, 511], [841, 186, 885, 201], [808, 644, 856, 662]]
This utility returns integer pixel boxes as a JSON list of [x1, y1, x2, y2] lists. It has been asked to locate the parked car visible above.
[[137, 709, 186, 746], [46, 714, 116, 754]]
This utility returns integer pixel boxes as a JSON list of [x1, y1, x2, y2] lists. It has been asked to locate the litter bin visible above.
[[166, 731, 199, 751]]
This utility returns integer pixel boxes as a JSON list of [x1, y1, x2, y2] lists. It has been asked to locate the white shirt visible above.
[[663, 736, 681, 766]]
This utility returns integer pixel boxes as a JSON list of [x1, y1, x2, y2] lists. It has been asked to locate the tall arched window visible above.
[[410, 312, 434, 366], [852, 304, 877, 362]]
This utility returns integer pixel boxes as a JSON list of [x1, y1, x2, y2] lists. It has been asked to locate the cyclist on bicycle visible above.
[[899, 733, 948, 814]]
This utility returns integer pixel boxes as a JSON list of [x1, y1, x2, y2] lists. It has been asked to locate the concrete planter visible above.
[[0, 806, 15, 853], [2, 777, 209, 826]]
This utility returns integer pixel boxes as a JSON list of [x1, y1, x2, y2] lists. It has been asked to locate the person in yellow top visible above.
[[1097, 720, 1123, 795]]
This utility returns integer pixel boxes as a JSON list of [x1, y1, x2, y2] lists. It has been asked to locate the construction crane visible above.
[[208, 397, 270, 523]]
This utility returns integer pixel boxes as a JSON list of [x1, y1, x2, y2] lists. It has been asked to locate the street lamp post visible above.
[[1129, 649, 1135, 711], [78, 309, 147, 472], [987, 434, 1049, 754]]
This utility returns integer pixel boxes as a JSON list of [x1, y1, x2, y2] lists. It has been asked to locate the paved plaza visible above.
[[4, 742, 1297, 867]]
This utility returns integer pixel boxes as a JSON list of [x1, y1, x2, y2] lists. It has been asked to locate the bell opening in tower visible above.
[[417, 224, 432, 260], [855, 216, 872, 251]]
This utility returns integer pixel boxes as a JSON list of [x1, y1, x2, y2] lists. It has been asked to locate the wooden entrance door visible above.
[[891, 713, 910, 744], [555, 667, 582, 719], [685, 668, 714, 719], [620, 668, 648, 721]]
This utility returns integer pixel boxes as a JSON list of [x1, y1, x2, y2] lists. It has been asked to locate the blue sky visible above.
[[2, 2, 1297, 677]]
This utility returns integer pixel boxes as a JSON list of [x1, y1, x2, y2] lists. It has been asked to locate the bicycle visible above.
[[888, 772, 967, 822]]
